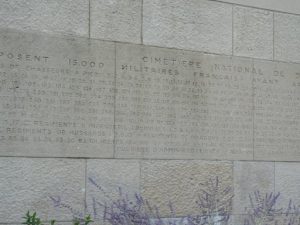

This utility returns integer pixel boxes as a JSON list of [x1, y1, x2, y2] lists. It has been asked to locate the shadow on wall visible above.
[[49, 176, 300, 225]]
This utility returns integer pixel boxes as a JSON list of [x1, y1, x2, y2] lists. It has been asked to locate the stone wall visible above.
[[0, 0, 299, 224]]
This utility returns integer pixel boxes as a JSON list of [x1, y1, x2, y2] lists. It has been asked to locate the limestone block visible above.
[[115, 43, 253, 160], [275, 162, 300, 210], [253, 59, 300, 161], [274, 13, 300, 63], [214, 0, 300, 15], [143, 0, 232, 55], [141, 160, 233, 217], [233, 161, 274, 214], [0, 29, 115, 158], [90, 0, 142, 43], [0, 0, 89, 37], [0, 158, 85, 223], [86, 160, 140, 222], [233, 6, 273, 59]]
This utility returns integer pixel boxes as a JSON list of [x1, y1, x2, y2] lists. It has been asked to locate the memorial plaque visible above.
[[115, 43, 254, 160], [0, 29, 115, 157], [254, 60, 300, 161]]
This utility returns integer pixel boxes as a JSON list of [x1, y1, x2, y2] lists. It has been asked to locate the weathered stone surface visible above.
[[226, 215, 247, 225], [151, 216, 231, 225], [215, 0, 300, 15], [0, 29, 115, 157], [115, 43, 253, 160], [0, 158, 85, 222], [143, 0, 232, 55], [233, 161, 274, 214], [230, 214, 299, 225], [274, 13, 300, 63], [90, 0, 142, 43], [233, 6, 273, 59], [0, 0, 89, 37], [141, 160, 233, 217], [275, 163, 300, 210], [86, 159, 140, 222], [253, 60, 300, 161]]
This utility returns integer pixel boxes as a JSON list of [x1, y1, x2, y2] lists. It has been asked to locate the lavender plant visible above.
[[49, 176, 233, 225], [244, 191, 282, 225], [185, 177, 233, 225], [244, 191, 300, 225], [102, 188, 152, 225], [284, 200, 300, 225]]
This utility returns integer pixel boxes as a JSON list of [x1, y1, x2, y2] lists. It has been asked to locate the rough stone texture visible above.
[[151, 216, 231, 225], [0, 0, 89, 37], [90, 0, 142, 43], [0, 158, 85, 223], [115, 43, 253, 160], [233, 6, 273, 59], [143, 0, 232, 55], [86, 160, 140, 222], [233, 161, 274, 214], [274, 13, 300, 63], [275, 163, 300, 210], [214, 0, 300, 15], [141, 160, 233, 217], [227, 215, 246, 225], [230, 214, 300, 225], [0, 29, 115, 158], [253, 60, 300, 161]]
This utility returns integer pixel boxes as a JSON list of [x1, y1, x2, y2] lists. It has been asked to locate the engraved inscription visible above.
[[115, 44, 253, 159], [254, 60, 300, 160], [0, 30, 114, 157]]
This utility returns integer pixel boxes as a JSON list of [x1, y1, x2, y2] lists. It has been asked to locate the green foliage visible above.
[[22, 211, 44, 225], [73, 215, 93, 225], [23, 211, 92, 225]]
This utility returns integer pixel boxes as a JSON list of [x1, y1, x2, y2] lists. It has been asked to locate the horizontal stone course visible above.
[[1, 158, 300, 223], [0, 29, 299, 162], [1, 0, 300, 66]]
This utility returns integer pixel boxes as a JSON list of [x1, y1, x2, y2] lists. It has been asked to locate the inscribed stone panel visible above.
[[0, 29, 115, 157], [115, 43, 253, 160], [253, 60, 300, 160]]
